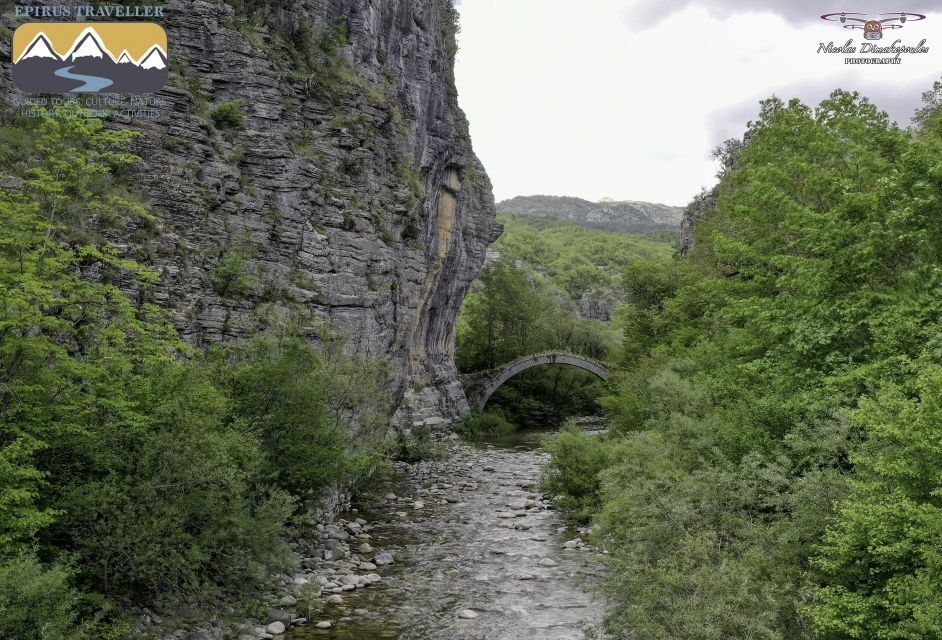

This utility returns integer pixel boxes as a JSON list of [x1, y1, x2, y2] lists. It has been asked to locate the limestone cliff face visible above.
[[0, 0, 501, 427]]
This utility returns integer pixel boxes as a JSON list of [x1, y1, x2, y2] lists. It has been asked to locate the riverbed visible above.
[[283, 429, 606, 640]]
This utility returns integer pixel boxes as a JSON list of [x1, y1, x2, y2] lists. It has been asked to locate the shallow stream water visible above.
[[283, 427, 606, 640]]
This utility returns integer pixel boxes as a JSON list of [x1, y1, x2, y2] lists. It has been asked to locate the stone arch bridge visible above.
[[459, 351, 609, 412]]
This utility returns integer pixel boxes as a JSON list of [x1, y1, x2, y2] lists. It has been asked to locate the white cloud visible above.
[[454, 0, 942, 206], [630, 0, 938, 27]]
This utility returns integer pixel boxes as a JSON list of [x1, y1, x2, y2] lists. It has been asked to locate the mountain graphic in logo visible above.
[[13, 23, 168, 93]]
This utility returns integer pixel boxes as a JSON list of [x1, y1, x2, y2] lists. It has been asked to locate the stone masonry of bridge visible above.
[[458, 351, 609, 412]]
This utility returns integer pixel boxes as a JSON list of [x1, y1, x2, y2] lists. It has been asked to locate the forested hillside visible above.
[[497, 195, 682, 234], [544, 84, 942, 638], [493, 213, 674, 302], [455, 213, 673, 431]]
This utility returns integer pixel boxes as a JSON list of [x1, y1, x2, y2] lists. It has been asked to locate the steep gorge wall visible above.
[[0, 0, 501, 427]]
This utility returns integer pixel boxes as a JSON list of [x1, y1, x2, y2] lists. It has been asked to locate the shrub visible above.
[[455, 410, 516, 439], [209, 99, 245, 129], [0, 121, 37, 171], [393, 425, 442, 463], [211, 247, 255, 296], [0, 554, 88, 640], [213, 332, 373, 498], [51, 361, 294, 608], [540, 421, 611, 522]]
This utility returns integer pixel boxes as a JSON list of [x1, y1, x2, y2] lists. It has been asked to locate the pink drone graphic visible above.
[[820, 12, 926, 40]]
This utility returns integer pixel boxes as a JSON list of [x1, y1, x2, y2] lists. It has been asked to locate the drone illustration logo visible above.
[[821, 12, 926, 40]]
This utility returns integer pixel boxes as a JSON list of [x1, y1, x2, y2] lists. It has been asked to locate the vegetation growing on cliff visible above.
[[544, 85, 942, 639], [209, 98, 245, 129], [0, 110, 390, 636]]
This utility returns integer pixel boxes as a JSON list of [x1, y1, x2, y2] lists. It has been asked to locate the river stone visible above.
[[267, 609, 292, 628], [358, 543, 373, 553], [365, 573, 382, 583], [265, 621, 286, 635], [374, 551, 394, 566], [279, 595, 297, 607], [458, 609, 479, 619], [386, 493, 397, 500], [539, 558, 559, 567], [315, 621, 332, 629], [359, 561, 377, 570], [326, 594, 344, 605], [412, 500, 425, 509]]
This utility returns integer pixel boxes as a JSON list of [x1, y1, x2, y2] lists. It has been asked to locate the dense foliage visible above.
[[544, 85, 942, 639], [456, 215, 673, 429], [456, 255, 618, 428], [0, 110, 390, 637], [493, 213, 674, 300]]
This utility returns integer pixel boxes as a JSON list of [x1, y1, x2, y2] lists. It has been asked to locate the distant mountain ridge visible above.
[[497, 195, 683, 234]]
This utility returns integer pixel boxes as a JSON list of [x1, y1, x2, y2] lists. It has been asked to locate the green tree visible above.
[[811, 370, 942, 639], [542, 85, 942, 639], [0, 109, 384, 624], [457, 257, 550, 370], [0, 110, 160, 551]]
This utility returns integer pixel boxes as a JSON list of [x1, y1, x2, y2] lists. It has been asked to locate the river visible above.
[[281, 428, 606, 640], [53, 66, 114, 92]]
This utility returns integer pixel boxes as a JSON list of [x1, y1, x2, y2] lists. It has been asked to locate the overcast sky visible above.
[[453, 0, 942, 206]]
